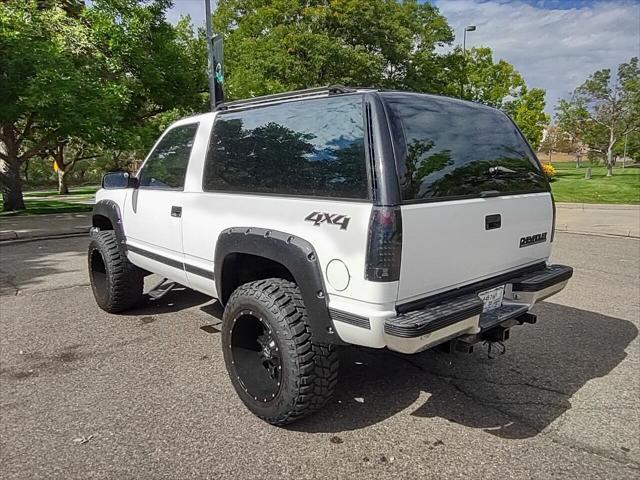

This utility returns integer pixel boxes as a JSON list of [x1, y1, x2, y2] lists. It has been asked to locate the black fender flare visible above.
[[92, 200, 127, 253], [214, 227, 343, 345]]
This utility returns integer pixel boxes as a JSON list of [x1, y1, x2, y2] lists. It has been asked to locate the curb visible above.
[[556, 203, 640, 211], [0, 226, 91, 244], [556, 229, 640, 240]]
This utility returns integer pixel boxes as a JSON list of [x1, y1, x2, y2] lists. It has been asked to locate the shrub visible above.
[[542, 163, 556, 179]]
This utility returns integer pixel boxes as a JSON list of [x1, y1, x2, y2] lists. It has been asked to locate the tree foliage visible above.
[[0, 0, 122, 205], [456, 47, 549, 149], [556, 57, 639, 175], [212, 0, 454, 99], [0, 0, 207, 209]]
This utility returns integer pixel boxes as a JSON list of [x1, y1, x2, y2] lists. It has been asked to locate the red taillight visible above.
[[365, 206, 402, 282]]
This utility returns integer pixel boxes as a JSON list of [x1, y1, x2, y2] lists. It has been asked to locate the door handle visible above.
[[485, 214, 501, 230], [171, 206, 182, 218]]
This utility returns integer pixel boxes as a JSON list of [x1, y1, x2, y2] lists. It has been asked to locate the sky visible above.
[[166, 0, 639, 115]]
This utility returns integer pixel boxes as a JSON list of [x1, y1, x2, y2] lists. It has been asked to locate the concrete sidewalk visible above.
[[0, 213, 91, 242], [0, 203, 638, 242], [556, 203, 640, 238]]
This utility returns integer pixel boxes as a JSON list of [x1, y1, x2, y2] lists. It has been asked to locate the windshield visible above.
[[382, 92, 548, 203]]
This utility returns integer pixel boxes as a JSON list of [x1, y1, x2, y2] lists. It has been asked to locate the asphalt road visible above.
[[0, 233, 638, 479]]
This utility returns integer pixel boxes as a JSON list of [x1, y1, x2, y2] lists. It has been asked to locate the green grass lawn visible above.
[[1, 185, 98, 215], [23, 185, 99, 198], [549, 163, 640, 204]]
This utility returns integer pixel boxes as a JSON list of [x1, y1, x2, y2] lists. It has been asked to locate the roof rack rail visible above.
[[216, 85, 358, 111]]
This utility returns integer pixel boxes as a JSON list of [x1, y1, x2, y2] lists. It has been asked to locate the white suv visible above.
[[88, 86, 573, 425]]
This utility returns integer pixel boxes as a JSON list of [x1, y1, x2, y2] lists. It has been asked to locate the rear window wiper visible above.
[[488, 165, 517, 176]]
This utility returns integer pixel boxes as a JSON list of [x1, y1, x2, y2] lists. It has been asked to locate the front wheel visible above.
[[88, 230, 144, 313], [221, 278, 339, 425]]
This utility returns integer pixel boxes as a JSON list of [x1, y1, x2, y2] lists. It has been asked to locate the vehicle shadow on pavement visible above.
[[290, 302, 637, 439], [123, 286, 213, 316]]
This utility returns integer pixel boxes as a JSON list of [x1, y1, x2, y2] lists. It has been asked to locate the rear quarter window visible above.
[[382, 93, 548, 203], [203, 95, 369, 200]]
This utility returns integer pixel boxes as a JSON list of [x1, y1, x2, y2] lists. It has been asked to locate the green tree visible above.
[[504, 86, 549, 150], [556, 57, 639, 176], [457, 47, 524, 107], [614, 131, 639, 163], [451, 47, 548, 149], [212, 0, 454, 99], [0, 0, 208, 209], [0, 1, 126, 208], [87, 0, 208, 146]]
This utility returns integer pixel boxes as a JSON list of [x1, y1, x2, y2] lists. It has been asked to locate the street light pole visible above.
[[205, 0, 216, 111], [460, 25, 476, 98]]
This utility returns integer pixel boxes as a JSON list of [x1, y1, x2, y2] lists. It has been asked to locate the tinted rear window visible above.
[[203, 95, 369, 199], [383, 93, 547, 202]]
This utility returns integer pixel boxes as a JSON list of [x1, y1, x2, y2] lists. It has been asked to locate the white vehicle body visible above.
[[94, 87, 572, 355]]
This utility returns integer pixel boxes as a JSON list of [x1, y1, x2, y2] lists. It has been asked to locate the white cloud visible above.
[[434, 0, 640, 115]]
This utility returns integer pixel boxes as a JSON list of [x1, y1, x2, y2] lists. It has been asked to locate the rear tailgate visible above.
[[398, 192, 553, 302], [380, 92, 553, 304]]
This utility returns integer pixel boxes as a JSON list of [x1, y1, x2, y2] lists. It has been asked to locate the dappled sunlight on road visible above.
[[0, 238, 90, 296]]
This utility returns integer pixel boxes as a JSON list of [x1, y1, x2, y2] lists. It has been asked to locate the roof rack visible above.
[[216, 85, 359, 111]]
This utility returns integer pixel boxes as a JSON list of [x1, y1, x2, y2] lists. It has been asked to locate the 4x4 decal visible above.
[[305, 211, 351, 230]]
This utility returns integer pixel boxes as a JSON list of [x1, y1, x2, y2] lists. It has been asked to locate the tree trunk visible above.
[[606, 130, 615, 177], [53, 145, 70, 194], [57, 168, 69, 194], [1, 157, 26, 211], [0, 129, 26, 211]]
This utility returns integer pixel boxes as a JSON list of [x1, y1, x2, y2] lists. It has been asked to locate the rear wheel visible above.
[[222, 278, 339, 425], [88, 230, 144, 313]]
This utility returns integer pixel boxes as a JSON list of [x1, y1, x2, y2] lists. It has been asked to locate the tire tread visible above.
[[224, 278, 339, 425], [89, 230, 144, 313]]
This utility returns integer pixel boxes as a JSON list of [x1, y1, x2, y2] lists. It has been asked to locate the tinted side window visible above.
[[139, 123, 199, 190], [203, 95, 369, 199], [383, 93, 547, 202]]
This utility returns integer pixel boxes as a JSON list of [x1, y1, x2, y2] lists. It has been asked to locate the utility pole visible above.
[[460, 25, 476, 98], [205, 0, 216, 111]]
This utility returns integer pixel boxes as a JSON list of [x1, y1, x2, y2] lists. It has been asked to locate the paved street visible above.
[[555, 204, 640, 238], [0, 233, 638, 479]]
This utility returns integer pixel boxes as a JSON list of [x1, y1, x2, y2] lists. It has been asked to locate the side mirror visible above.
[[102, 171, 138, 189]]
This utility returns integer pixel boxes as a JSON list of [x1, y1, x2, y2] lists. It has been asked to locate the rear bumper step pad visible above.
[[384, 294, 483, 338], [385, 264, 572, 339], [479, 304, 530, 331], [511, 264, 573, 292]]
